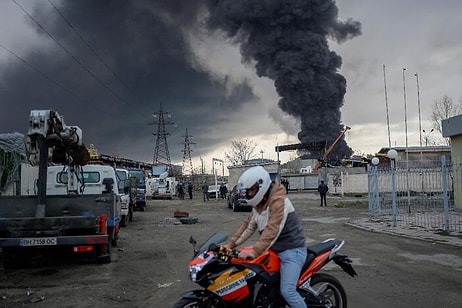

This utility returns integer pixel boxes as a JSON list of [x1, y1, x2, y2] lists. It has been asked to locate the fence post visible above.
[[367, 163, 380, 221], [391, 159, 397, 227], [441, 155, 449, 232]]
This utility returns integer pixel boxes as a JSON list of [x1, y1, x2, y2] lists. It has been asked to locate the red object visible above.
[[73, 245, 95, 253], [99, 214, 107, 234]]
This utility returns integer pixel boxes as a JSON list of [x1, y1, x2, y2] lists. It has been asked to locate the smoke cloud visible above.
[[204, 0, 361, 159], [0, 0, 360, 163]]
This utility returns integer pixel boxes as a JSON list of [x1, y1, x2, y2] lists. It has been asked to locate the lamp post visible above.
[[402, 68, 410, 210], [415, 73, 422, 161], [423, 129, 434, 146], [387, 149, 398, 227]]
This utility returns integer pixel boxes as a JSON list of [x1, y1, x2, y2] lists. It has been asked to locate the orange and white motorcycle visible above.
[[174, 233, 357, 308]]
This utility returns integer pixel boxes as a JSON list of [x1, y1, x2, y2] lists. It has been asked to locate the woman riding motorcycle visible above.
[[225, 166, 307, 308]]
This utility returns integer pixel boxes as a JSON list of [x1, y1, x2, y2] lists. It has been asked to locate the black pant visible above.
[[320, 193, 327, 206]]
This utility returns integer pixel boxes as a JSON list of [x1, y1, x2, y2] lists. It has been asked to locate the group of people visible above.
[[176, 182, 194, 200], [200, 182, 228, 202]]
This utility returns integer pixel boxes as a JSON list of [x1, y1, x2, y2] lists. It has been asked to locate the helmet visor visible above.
[[241, 182, 260, 201]]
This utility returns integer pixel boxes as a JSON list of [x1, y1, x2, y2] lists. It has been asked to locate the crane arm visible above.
[[312, 126, 351, 173], [26, 110, 89, 166]]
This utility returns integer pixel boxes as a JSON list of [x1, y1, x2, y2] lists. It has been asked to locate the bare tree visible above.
[[224, 139, 258, 166], [430, 95, 462, 145]]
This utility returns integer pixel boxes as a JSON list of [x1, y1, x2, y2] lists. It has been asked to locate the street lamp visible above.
[[402, 68, 411, 210], [387, 149, 398, 227], [422, 129, 434, 146], [415, 73, 422, 160]]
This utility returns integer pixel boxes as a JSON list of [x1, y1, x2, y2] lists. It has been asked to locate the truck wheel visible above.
[[2, 248, 14, 270], [96, 244, 111, 264], [129, 205, 134, 222], [120, 215, 128, 227]]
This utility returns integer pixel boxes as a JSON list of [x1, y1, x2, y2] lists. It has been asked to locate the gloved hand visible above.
[[238, 249, 255, 260]]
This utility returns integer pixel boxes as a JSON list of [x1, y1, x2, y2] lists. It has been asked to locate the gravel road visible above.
[[1, 192, 461, 307]]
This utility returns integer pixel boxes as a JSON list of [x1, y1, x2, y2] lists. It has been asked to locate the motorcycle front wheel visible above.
[[173, 296, 225, 308], [307, 273, 348, 308], [173, 298, 201, 308]]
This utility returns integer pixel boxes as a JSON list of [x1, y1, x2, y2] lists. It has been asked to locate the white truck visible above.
[[115, 168, 135, 227], [46, 164, 124, 228], [0, 110, 118, 268], [150, 171, 176, 199]]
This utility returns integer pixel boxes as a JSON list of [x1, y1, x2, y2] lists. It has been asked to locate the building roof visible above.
[[377, 146, 450, 155]]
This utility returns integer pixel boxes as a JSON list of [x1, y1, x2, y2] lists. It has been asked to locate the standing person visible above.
[[178, 182, 185, 200], [219, 183, 228, 199], [225, 166, 307, 308], [284, 178, 290, 194], [202, 181, 209, 202], [187, 182, 193, 199], [318, 180, 328, 206]]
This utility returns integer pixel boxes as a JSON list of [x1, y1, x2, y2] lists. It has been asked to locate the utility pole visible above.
[[149, 103, 174, 175]]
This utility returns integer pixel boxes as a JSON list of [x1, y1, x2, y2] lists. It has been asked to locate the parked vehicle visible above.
[[116, 168, 134, 227], [207, 184, 220, 199], [0, 110, 116, 269], [127, 168, 146, 211], [174, 233, 357, 307], [150, 171, 175, 199], [227, 185, 252, 212]]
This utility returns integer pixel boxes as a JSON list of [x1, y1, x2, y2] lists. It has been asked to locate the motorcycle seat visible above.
[[306, 240, 338, 256]]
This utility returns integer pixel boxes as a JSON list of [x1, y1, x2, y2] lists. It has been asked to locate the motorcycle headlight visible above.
[[189, 263, 207, 282], [188, 253, 213, 282]]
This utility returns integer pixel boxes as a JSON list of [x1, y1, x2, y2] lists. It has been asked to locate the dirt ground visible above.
[[1, 192, 461, 307]]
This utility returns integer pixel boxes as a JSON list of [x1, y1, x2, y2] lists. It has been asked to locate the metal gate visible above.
[[368, 156, 462, 233]]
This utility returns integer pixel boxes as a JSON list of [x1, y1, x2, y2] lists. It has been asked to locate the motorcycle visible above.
[[174, 233, 357, 308]]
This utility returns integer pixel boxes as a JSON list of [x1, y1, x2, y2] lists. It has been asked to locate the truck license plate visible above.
[[21, 237, 57, 246]]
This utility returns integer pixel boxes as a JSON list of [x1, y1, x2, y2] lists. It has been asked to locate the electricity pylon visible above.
[[181, 128, 195, 176], [149, 103, 174, 174]]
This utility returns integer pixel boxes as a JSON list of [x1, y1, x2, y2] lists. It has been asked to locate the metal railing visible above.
[[368, 155, 462, 233]]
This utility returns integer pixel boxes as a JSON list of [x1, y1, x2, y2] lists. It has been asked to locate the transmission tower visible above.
[[181, 128, 195, 176], [149, 103, 174, 174]]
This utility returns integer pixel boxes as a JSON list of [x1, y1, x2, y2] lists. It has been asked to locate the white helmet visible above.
[[238, 166, 272, 207]]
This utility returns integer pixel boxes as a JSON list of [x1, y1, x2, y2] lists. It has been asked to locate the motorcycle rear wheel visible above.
[[308, 273, 348, 308]]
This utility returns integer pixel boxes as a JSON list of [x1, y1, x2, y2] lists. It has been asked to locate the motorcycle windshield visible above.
[[194, 232, 228, 257]]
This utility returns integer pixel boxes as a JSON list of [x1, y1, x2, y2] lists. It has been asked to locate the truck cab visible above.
[[46, 164, 122, 245]]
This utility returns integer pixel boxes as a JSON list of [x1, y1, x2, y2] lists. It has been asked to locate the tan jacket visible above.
[[229, 182, 288, 256]]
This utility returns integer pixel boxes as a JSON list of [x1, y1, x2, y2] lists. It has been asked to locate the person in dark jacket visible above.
[[219, 183, 228, 199], [225, 166, 307, 308], [201, 182, 209, 202], [187, 182, 193, 199], [318, 180, 328, 206]]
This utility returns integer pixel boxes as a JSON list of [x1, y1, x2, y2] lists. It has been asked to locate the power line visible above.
[[47, 0, 134, 94], [12, 0, 128, 105], [0, 41, 92, 106]]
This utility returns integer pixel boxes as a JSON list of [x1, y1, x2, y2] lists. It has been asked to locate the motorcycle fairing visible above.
[[231, 247, 280, 273], [207, 267, 254, 302]]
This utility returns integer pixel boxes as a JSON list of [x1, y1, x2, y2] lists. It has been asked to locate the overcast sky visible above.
[[0, 0, 461, 173]]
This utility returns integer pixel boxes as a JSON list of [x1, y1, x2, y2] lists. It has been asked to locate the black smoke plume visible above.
[[205, 0, 361, 159]]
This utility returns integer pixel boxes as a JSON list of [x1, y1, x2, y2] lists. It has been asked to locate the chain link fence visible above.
[[368, 155, 462, 233]]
